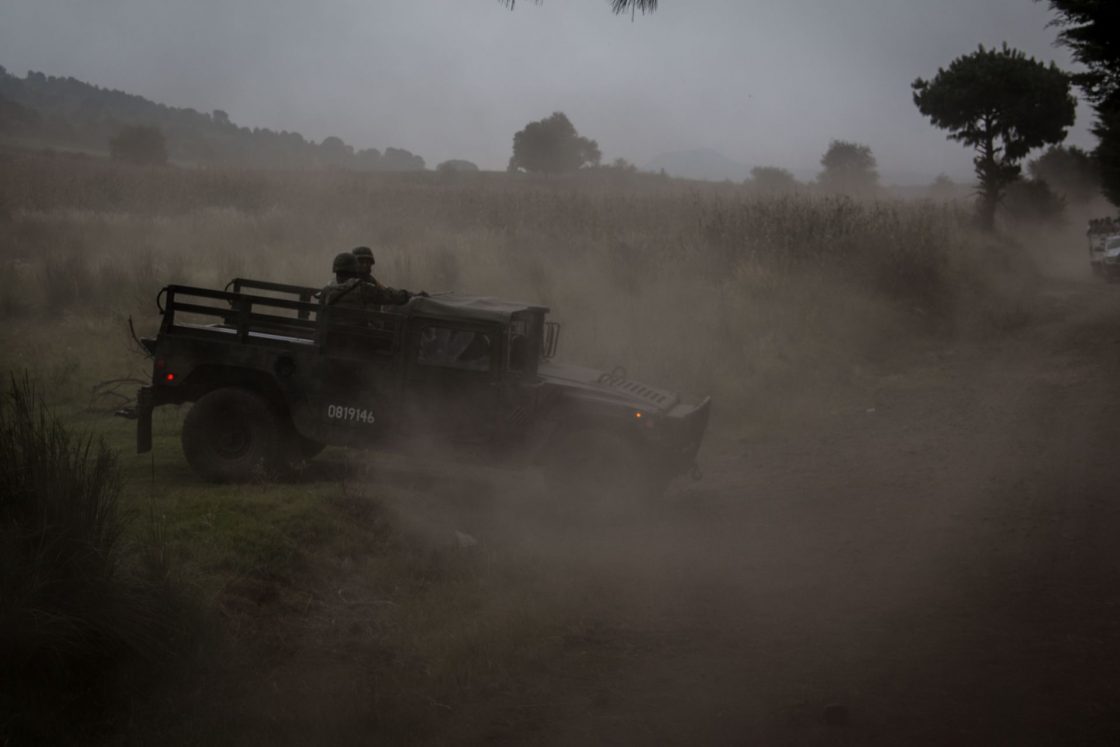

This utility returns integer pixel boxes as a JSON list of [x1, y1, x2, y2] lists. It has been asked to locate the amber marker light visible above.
[[634, 411, 643, 419]]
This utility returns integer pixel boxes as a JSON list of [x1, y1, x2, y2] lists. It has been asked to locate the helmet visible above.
[[351, 246, 374, 264], [332, 252, 360, 275]]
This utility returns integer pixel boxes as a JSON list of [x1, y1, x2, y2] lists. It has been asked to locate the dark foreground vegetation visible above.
[[0, 376, 192, 743]]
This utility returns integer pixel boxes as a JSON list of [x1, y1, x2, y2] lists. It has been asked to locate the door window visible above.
[[418, 326, 493, 372]]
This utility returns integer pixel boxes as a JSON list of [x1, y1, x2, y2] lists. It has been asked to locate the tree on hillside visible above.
[[437, 159, 480, 173], [381, 147, 426, 171], [749, 166, 799, 194], [817, 141, 879, 196], [1003, 178, 1067, 225], [353, 148, 382, 170], [1043, 1, 1120, 206], [319, 136, 353, 168], [928, 174, 959, 201], [211, 109, 233, 128], [108, 125, 167, 165], [608, 157, 638, 173], [912, 44, 1076, 229], [1028, 145, 1100, 203], [508, 112, 601, 174]]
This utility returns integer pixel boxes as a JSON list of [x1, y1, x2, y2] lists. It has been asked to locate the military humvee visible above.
[[136, 278, 710, 496]]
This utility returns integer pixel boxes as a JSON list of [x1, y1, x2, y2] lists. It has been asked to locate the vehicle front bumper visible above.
[[659, 396, 712, 475]]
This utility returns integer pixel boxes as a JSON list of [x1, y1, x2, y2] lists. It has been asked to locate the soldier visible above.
[[347, 246, 430, 303], [350, 246, 385, 288], [322, 252, 416, 309]]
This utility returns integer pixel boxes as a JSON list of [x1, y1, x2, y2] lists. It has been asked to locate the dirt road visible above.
[[425, 276, 1120, 745]]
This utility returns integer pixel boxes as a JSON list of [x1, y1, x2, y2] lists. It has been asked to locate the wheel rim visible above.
[[213, 420, 252, 459]]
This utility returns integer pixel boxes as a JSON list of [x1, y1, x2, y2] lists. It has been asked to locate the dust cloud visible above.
[[2, 141, 1120, 744], [2, 2, 1119, 743]]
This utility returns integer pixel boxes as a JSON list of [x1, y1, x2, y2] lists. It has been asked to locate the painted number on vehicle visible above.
[[327, 404, 376, 424]]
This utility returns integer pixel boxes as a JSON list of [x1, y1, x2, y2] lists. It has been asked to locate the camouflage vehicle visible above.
[[135, 278, 710, 497]]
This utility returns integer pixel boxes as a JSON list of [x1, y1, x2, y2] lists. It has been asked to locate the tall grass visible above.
[[0, 151, 1030, 411], [0, 375, 187, 743], [0, 150, 1045, 741]]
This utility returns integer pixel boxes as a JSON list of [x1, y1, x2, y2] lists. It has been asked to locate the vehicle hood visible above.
[[538, 362, 680, 412]]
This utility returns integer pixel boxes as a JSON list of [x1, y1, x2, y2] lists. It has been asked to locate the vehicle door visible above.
[[289, 305, 404, 447], [495, 313, 544, 443], [403, 318, 501, 444]]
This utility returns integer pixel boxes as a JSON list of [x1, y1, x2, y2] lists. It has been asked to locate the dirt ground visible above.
[[133, 271, 1120, 747], [391, 273, 1120, 746]]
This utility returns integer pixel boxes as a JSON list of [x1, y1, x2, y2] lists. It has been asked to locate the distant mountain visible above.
[[644, 148, 752, 182], [0, 64, 426, 171]]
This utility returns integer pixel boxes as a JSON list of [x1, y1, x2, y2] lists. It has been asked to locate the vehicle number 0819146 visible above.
[[327, 404, 376, 424]]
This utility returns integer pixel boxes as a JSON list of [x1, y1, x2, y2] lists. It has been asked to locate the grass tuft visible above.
[[0, 374, 193, 743]]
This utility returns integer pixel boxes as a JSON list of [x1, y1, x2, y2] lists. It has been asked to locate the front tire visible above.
[[182, 388, 285, 482]]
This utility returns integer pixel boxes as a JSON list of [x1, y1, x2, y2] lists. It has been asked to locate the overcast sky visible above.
[[0, 0, 1098, 182]]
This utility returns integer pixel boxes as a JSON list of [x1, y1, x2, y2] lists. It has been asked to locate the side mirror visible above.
[[542, 321, 560, 360]]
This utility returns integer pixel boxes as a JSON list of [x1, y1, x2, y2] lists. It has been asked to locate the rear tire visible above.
[[182, 388, 286, 482]]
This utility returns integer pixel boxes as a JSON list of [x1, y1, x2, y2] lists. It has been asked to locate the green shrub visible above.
[[0, 376, 185, 743]]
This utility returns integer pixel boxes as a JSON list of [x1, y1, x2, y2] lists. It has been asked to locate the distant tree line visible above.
[[743, 145, 880, 197], [0, 66, 428, 171], [499, 1, 1117, 223], [436, 159, 480, 173]]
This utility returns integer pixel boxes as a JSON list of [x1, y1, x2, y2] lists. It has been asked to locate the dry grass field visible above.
[[0, 149, 1027, 410], [8, 148, 1109, 745]]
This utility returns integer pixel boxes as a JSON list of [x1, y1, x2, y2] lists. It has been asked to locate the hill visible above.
[[0, 64, 426, 170]]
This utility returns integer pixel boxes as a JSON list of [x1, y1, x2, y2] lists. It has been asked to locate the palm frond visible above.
[[499, 0, 658, 14], [610, 0, 657, 13]]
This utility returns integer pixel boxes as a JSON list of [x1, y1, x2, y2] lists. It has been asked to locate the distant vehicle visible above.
[[133, 278, 710, 500], [1088, 218, 1119, 276], [1103, 235, 1120, 282]]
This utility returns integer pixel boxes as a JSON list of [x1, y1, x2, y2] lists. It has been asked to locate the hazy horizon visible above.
[[0, 0, 1099, 182]]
